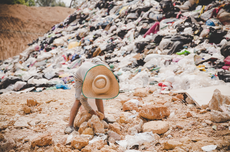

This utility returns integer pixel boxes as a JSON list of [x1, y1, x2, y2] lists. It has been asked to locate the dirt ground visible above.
[[0, 86, 230, 152], [0, 4, 75, 60]]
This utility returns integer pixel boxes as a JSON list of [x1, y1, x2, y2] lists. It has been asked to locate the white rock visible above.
[[142, 121, 169, 134]]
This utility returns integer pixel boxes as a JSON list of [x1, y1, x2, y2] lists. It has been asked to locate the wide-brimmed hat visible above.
[[82, 65, 119, 99]]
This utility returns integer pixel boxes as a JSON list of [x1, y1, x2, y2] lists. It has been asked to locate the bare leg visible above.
[[68, 99, 81, 127], [95, 99, 104, 114]]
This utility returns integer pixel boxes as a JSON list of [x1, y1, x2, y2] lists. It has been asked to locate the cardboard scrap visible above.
[[174, 85, 230, 108]]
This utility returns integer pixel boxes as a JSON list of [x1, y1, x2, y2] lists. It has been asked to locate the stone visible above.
[[91, 139, 104, 150], [53, 146, 61, 152], [172, 97, 179, 102], [14, 118, 29, 128], [186, 97, 194, 104], [176, 94, 184, 100], [133, 88, 148, 97], [74, 112, 92, 128], [171, 147, 186, 152], [0, 134, 5, 142], [101, 147, 117, 152], [96, 111, 104, 120], [104, 114, 116, 123], [200, 109, 207, 114], [27, 98, 38, 107], [210, 110, 230, 123], [58, 137, 67, 145], [208, 89, 230, 111], [109, 123, 121, 135], [108, 130, 121, 141], [176, 124, 184, 129], [118, 115, 127, 124], [128, 119, 143, 135], [156, 100, 167, 105], [123, 101, 138, 112], [187, 112, 192, 118], [46, 99, 57, 104], [163, 140, 183, 150], [142, 121, 169, 134], [81, 145, 92, 152], [102, 120, 109, 129], [149, 86, 157, 93], [0, 122, 8, 131], [204, 120, 213, 125], [119, 95, 130, 105], [23, 105, 31, 114], [31, 133, 52, 148], [0, 137, 16, 152], [139, 104, 170, 120], [179, 137, 191, 144], [82, 128, 94, 136], [71, 137, 89, 150], [87, 115, 104, 134], [79, 122, 88, 134]]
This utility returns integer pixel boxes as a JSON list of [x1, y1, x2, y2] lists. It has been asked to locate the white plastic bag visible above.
[[117, 132, 157, 150], [13, 81, 26, 91]]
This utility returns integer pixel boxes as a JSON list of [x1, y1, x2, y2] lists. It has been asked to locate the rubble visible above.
[[27, 98, 38, 107], [31, 133, 52, 148], [87, 115, 105, 134], [109, 123, 121, 135], [71, 137, 89, 150], [123, 100, 139, 111], [162, 140, 183, 150], [142, 121, 169, 134], [139, 104, 170, 120], [23, 105, 32, 114], [209, 89, 230, 111]]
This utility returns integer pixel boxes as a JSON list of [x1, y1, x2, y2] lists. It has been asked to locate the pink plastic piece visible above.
[[224, 56, 230, 66], [143, 22, 160, 38]]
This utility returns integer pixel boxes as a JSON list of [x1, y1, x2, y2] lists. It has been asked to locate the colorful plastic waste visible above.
[[55, 84, 71, 90], [0, 0, 229, 94]]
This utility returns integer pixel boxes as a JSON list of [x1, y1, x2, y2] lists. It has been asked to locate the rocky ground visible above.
[[0, 86, 230, 152]]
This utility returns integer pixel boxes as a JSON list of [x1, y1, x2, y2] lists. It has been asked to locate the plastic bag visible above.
[[13, 81, 26, 91], [68, 41, 81, 49], [55, 84, 70, 90], [201, 145, 217, 151], [44, 71, 56, 80], [53, 38, 65, 46], [116, 132, 157, 149]]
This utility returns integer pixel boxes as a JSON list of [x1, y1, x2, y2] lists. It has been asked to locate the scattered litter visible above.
[[116, 132, 157, 150], [201, 145, 217, 151]]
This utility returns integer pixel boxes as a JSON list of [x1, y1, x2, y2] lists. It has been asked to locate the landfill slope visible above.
[[0, 4, 75, 60]]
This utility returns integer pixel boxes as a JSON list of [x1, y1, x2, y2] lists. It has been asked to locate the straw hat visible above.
[[82, 65, 119, 99]]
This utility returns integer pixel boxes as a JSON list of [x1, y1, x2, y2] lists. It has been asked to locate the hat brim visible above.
[[82, 64, 119, 99]]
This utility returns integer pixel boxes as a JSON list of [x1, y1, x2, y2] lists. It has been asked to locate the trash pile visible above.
[[1, 0, 230, 94], [1, 1, 230, 150]]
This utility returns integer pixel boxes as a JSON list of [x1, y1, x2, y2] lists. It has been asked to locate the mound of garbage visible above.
[[1, 0, 230, 151], [1, 0, 230, 95]]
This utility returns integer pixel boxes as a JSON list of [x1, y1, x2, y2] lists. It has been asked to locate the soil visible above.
[[0, 4, 75, 60], [0, 87, 230, 151]]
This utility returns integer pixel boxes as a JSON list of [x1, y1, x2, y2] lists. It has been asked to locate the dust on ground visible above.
[[0, 87, 230, 152], [0, 4, 75, 60]]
